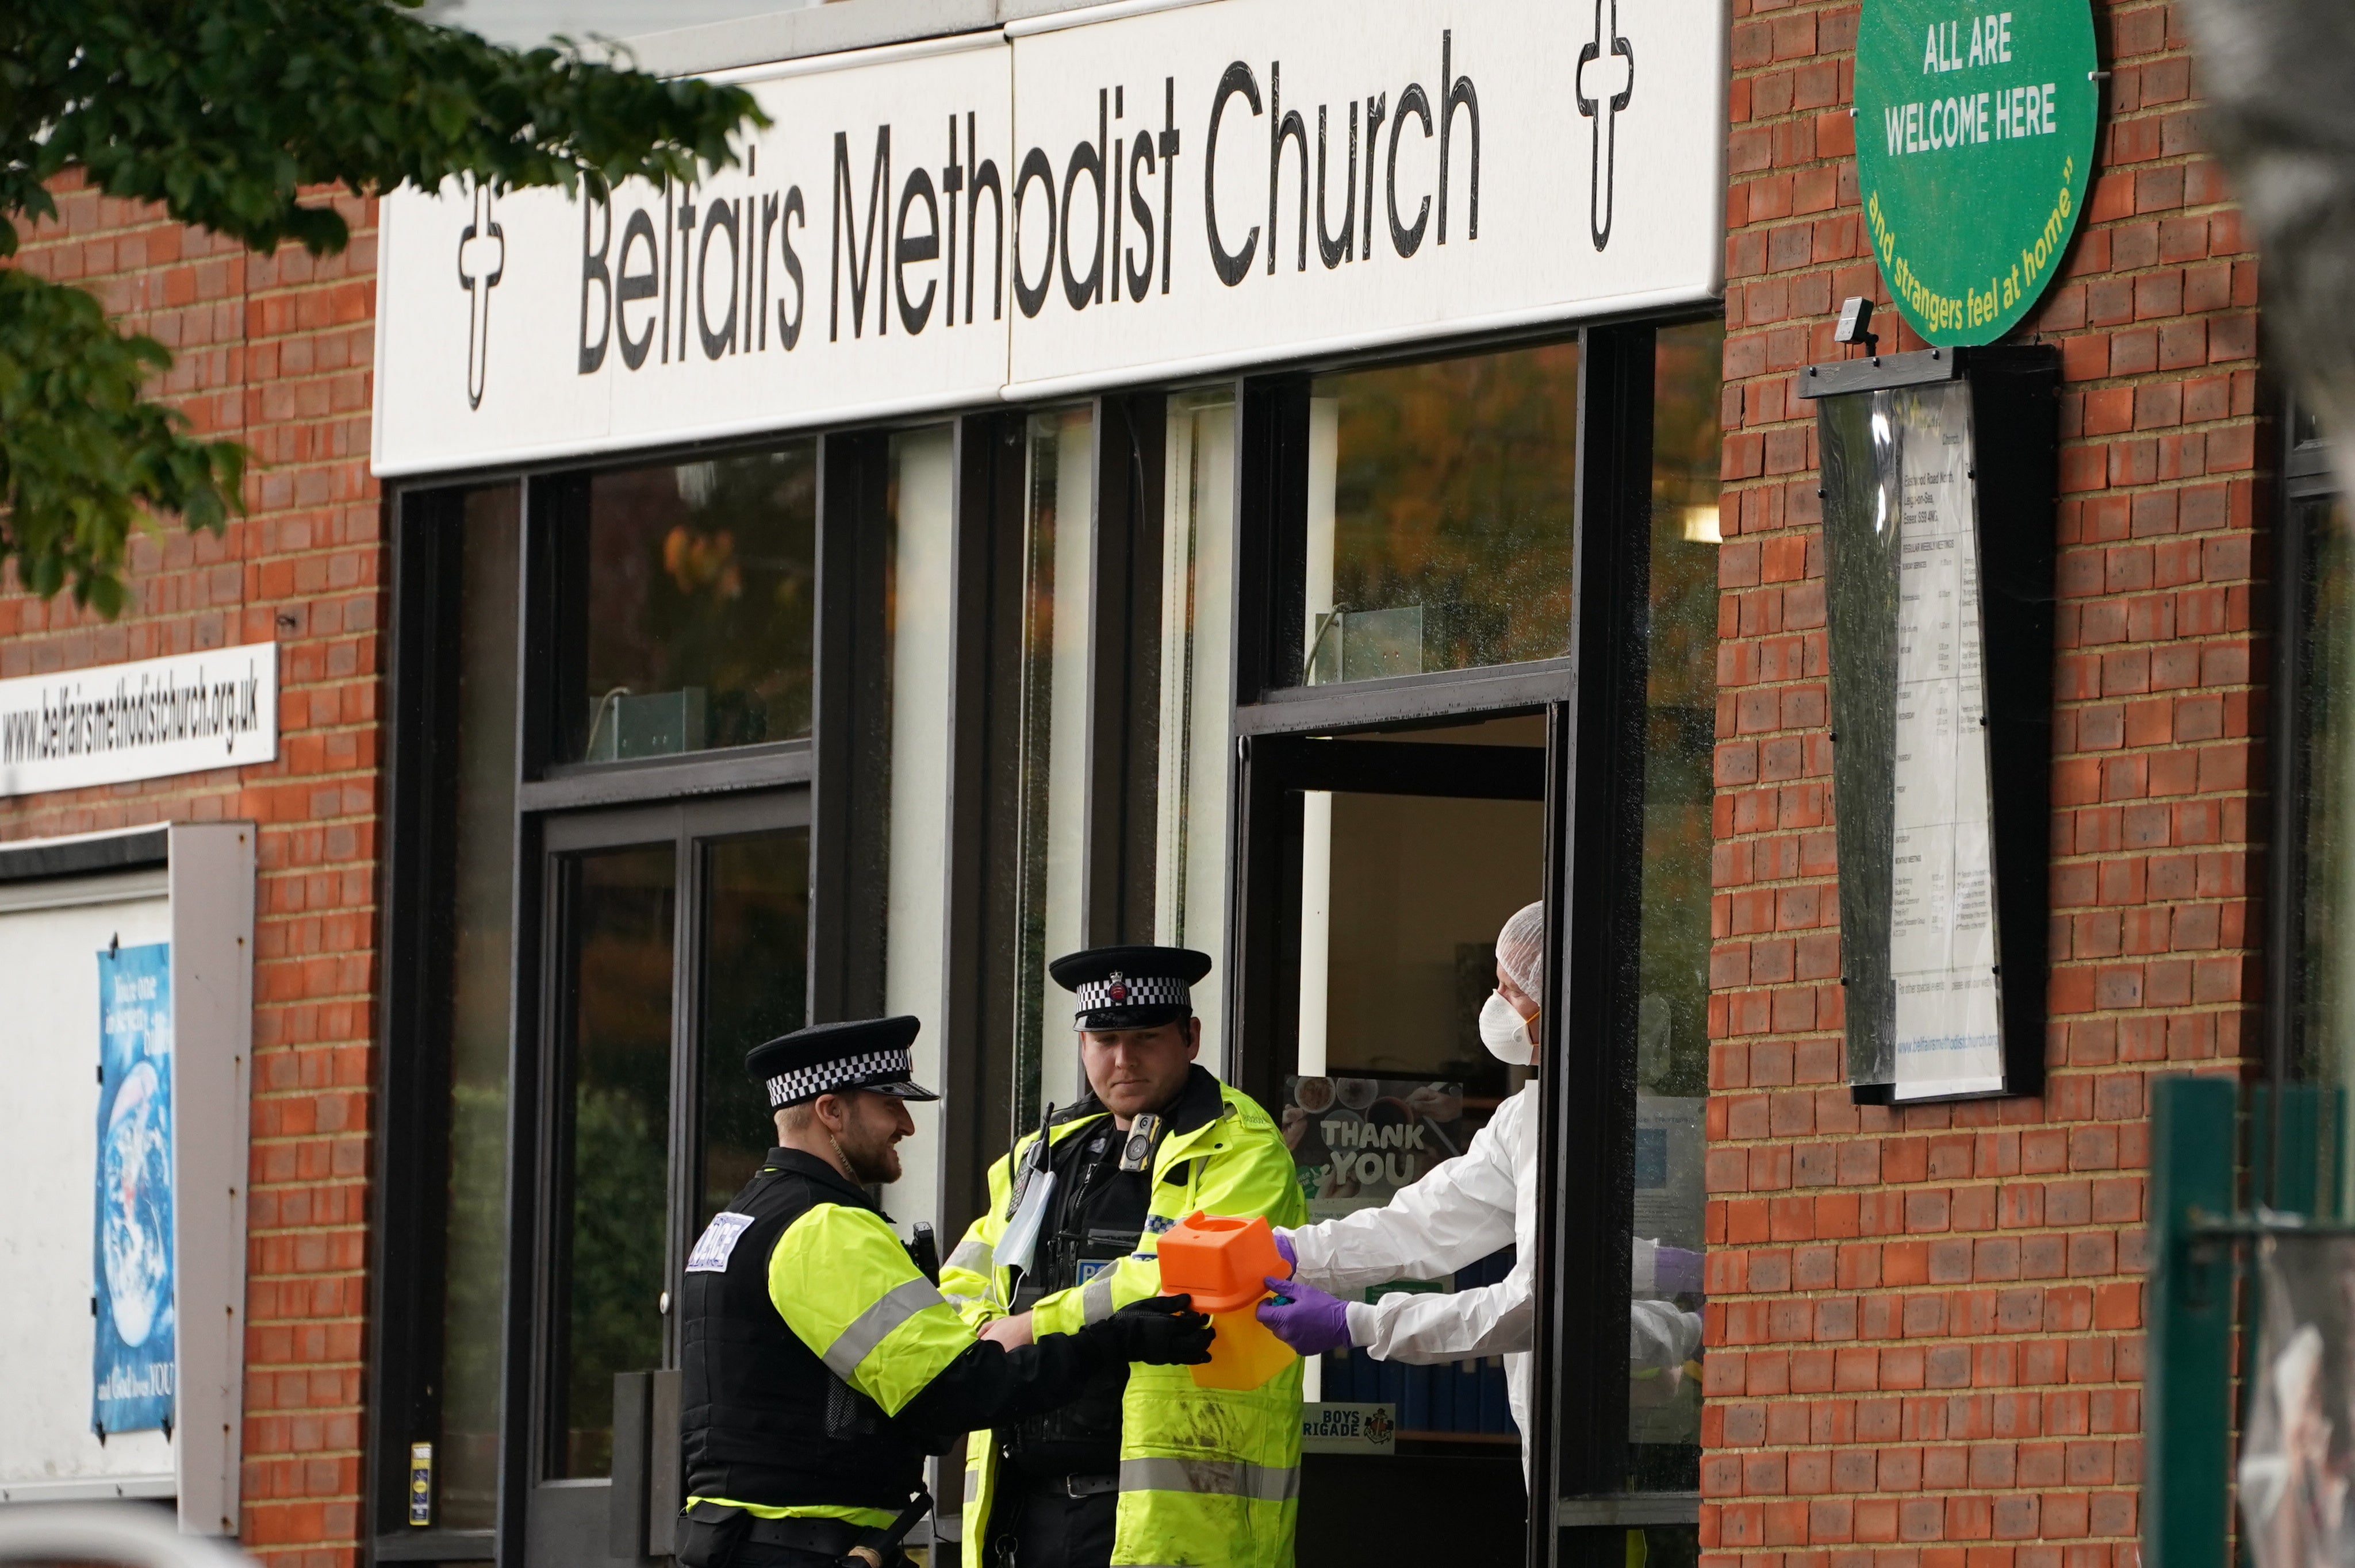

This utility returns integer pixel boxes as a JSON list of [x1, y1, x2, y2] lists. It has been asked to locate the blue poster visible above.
[[93, 941, 174, 1437]]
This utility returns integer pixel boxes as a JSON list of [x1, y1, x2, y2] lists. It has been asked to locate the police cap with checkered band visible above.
[[744, 1016, 940, 1109], [1049, 944, 1214, 1031]]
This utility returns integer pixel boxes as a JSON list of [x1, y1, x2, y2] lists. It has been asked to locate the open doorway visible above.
[[1244, 712, 1548, 1565]]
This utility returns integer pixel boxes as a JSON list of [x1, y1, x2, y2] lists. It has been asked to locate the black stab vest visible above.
[[680, 1150, 925, 1510], [1000, 1069, 1224, 1476]]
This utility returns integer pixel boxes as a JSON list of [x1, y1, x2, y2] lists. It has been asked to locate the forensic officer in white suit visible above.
[[1256, 902, 1705, 1479]]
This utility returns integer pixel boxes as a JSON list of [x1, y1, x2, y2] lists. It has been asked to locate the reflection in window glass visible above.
[[552, 845, 675, 1479], [1304, 342, 1581, 685], [2295, 403, 2328, 451], [697, 831, 810, 1226], [884, 426, 958, 1229], [1627, 318, 1724, 1490], [436, 486, 520, 1531], [565, 444, 818, 762], [2299, 499, 2355, 1190], [1013, 408, 1096, 1126], [1155, 391, 1238, 1064]]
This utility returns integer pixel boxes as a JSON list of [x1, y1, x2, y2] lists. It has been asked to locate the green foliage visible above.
[[0, 0, 764, 610]]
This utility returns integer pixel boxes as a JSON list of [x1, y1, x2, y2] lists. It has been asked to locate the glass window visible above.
[[2297, 499, 2355, 1109], [1624, 318, 1724, 1491], [1012, 408, 1097, 1124], [549, 844, 676, 1479], [696, 830, 810, 1225], [884, 425, 959, 1227], [533, 801, 808, 1504], [2296, 405, 2330, 452], [1155, 390, 1239, 1063], [436, 486, 521, 1532], [1303, 341, 1581, 685], [558, 443, 819, 763]]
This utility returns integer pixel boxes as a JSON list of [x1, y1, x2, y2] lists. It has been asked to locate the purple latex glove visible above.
[[1656, 1247, 1705, 1296], [1273, 1229, 1298, 1275], [1256, 1273, 1352, 1356]]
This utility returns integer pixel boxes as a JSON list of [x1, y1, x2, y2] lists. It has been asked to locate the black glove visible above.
[[1085, 1293, 1215, 1366]]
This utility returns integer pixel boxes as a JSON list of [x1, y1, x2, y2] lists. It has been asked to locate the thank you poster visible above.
[[94, 941, 175, 1435], [1284, 1077, 1470, 1220]]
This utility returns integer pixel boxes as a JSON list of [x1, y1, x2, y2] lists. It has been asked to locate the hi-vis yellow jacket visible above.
[[941, 1074, 1305, 1568]]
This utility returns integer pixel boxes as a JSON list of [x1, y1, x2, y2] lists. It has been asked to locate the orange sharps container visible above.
[[1154, 1212, 1299, 1390]]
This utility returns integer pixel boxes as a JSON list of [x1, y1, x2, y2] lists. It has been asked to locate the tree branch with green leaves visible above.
[[0, 0, 764, 610]]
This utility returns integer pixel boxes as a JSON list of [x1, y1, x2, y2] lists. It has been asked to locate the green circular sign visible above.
[[1855, 1, 2099, 345]]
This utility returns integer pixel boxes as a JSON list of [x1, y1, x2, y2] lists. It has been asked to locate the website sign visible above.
[[0, 645, 278, 798]]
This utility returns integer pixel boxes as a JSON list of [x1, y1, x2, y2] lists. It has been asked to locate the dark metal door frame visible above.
[[521, 790, 810, 1568], [1216, 320, 1679, 1568]]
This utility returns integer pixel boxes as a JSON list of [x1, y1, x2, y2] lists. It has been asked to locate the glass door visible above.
[[1232, 714, 1550, 1567], [528, 793, 810, 1568]]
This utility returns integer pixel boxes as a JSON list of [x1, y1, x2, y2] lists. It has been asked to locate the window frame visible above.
[[2267, 393, 2340, 1104], [524, 791, 812, 1492], [1210, 320, 1714, 1563], [368, 426, 913, 1564], [368, 310, 1721, 1568]]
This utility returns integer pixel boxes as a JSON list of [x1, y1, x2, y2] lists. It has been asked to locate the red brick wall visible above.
[[1, 172, 382, 1568], [1706, 4, 2260, 1568]]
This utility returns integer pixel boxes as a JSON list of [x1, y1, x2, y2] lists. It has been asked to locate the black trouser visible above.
[[677, 1509, 906, 1568], [988, 1473, 1117, 1568], [728, 1546, 849, 1568], [710, 1539, 911, 1568]]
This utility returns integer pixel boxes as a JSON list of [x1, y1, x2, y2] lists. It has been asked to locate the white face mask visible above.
[[1478, 990, 1536, 1065]]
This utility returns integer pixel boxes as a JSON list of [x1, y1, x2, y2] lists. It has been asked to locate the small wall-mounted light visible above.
[[1834, 295, 1880, 356]]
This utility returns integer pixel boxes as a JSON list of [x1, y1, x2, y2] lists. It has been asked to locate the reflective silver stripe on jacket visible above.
[[823, 1276, 946, 1380], [1081, 1273, 1117, 1325], [947, 1235, 995, 1276], [965, 1465, 985, 1509], [1117, 1456, 1299, 1504]]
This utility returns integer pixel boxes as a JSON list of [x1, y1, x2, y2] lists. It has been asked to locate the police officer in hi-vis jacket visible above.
[[941, 948, 1307, 1568], [674, 1016, 1214, 1568]]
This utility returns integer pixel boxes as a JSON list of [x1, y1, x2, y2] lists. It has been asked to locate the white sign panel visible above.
[[1886, 387, 2004, 1100], [374, 36, 1015, 474], [372, 0, 1727, 477], [1004, 0, 1728, 394], [0, 826, 256, 1529], [0, 875, 175, 1502], [0, 645, 278, 798]]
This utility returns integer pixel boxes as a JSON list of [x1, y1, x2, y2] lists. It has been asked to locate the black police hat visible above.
[[1048, 945, 1213, 1031], [745, 1016, 941, 1109]]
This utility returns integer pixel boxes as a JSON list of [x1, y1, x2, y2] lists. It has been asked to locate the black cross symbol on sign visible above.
[[456, 180, 505, 410], [1575, 0, 1636, 252]]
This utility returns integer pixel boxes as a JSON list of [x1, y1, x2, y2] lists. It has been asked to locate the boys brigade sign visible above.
[[371, 0, 1729, 476], [1855, 0, 2098, 345]]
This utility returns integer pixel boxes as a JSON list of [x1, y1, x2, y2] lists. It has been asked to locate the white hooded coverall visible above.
[[1283, 1082, 1703, 1465]]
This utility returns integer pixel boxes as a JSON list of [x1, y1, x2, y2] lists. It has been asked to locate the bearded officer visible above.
[[941, 947, 1306, 1568], [676, 1016, 1216, 1568]]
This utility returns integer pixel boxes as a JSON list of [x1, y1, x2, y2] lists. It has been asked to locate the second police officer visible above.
[[942, 947, 1306, 1568], [674, 1016, 1216, 1568]]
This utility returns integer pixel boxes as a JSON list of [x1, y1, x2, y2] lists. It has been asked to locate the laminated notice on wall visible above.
[[1887, 395, 2004, 1099], [93, 941, 175, 1436]]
